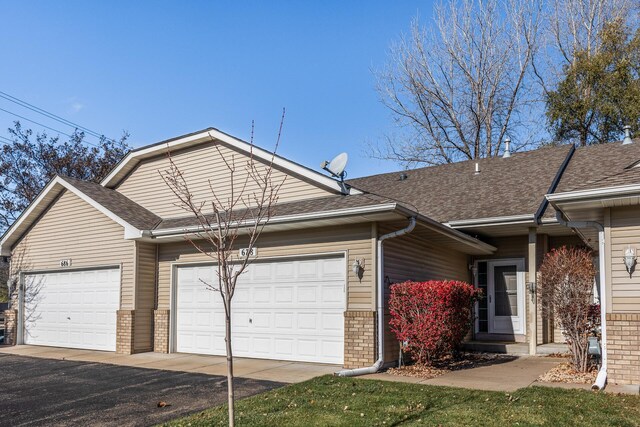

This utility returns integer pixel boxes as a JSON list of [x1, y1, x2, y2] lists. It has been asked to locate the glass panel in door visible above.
[[494, 265, 518, 317]]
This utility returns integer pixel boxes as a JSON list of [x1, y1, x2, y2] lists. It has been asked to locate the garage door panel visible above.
[[24, 268, 119, 351], [176, 256, 345, 364]]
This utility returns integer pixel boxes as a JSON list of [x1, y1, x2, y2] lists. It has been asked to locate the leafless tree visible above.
[[373, 0, 543, 166], [535, 0, 640, 94], [160, 116, 286, 427], [538, 246, 597, 372]]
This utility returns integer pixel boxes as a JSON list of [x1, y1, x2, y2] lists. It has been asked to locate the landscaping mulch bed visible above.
[[386, 352, 516, 380], [538, 361, 598, 384]]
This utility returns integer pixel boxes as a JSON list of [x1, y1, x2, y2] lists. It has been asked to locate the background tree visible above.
[[537, 0, 638, 85], [161, 120, 285, 427], [546, 20, 640, 145], [0, 257, 8, 302], [0, 121, 130, 233], [374, 0, 543, 166], [538, 246, 597, 372]]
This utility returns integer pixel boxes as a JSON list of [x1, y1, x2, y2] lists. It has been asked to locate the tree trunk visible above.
[[226, 312, 235, 427]]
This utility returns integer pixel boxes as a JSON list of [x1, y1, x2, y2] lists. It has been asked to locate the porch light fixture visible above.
[[352, 258, 365, 280], [623, 245, 637, 278]]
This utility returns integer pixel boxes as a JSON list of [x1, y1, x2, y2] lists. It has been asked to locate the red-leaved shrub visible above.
[[389, 280, 481, 364]]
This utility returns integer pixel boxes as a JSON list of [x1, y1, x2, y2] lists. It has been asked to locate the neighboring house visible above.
[[0, 128, 638, 386]]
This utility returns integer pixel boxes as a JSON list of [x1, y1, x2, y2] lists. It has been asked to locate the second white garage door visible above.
[[175, 255, 346, 364], [23, 268, 120, 351]]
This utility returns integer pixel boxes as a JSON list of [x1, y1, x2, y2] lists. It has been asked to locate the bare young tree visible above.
[[538, 246, 597, 372], [374, 0, 543, 166], [160, 117, 286, 427]]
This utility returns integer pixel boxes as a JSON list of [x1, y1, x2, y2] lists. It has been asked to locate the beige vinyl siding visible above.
[[134, 241, 157, 352], [608, 206, 640, 313], [381, 224, 470, 362], [157, 223, 375, 311], [11, 190, 135, 309], [116, 141, 335, 218]]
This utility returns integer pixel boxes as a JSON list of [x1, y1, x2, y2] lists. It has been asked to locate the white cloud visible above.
[[66, 97, 85, 113]]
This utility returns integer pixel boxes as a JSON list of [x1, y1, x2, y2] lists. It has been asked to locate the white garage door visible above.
[[23, 268, 120, 351], [176, 255, 345, 364]]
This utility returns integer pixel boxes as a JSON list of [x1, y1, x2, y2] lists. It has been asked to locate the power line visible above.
[[0, 90, 114, 142], [0, 106, 100, 148]]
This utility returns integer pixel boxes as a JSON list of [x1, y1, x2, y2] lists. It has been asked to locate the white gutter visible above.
[[446, 214, 535, 228], [547, 183, 640, 203], [554, 211, 608, 390], [336, 217, 416, 377]]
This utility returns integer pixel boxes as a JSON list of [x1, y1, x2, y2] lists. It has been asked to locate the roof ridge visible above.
[[348, 144, 571, 182]]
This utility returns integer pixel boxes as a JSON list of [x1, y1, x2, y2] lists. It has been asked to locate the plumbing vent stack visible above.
[[474, 162, 480, 175], [503, 137, 511, 158], [623, 125, 633, 145]]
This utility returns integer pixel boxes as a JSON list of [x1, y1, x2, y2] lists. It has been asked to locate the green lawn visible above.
[[164, 375, 640, 426]]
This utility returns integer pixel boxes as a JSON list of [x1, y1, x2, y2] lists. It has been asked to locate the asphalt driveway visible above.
[[0, 354, 284, 427]]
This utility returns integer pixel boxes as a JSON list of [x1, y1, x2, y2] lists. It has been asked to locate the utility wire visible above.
[[0, 106, 100, 148], [0, 90, 114, 142]]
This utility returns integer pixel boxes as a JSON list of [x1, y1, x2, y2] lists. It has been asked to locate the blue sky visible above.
[[0, 1, 434, 178]]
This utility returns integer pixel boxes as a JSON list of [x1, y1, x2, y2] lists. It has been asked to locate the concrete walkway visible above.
[[0, 345, 338, 383], [362, 356, 563, 392]]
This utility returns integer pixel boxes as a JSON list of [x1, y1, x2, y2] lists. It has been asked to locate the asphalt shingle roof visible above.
[[347, 145, 573, 223], [555, 139, 640, 193], [59, 175, 162, 230]]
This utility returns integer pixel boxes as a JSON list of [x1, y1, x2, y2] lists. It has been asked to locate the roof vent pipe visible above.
[[474, 162, 480, 175], [503, 137, 512, 158], [622, 125, 633, 145]]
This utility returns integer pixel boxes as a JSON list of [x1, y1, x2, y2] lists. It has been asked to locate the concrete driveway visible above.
[[0, 345, 339, 383], [0, 353, 283, 427]]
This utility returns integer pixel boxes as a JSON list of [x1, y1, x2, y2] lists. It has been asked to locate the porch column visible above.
[[528, 228, 537, 355]]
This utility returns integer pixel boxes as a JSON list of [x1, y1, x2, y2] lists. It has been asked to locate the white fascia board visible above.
[[149, 203, 398, 237], [56, 178, 144, 239], [101, 129, 361, 195], [0, 178, 60, 256], [0, 177, 144, 256], [445, 214, 535, 228], [209, 129, 361, 195], [100, 131, 206, 186], [546, 184, 640, 203]]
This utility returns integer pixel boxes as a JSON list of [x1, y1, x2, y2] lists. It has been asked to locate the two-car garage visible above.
[[19, 255, 346, 364]]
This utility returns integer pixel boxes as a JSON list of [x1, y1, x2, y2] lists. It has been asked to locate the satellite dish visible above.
[[321, 152, 348, 180]]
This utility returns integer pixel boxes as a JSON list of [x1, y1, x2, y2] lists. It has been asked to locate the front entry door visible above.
[[488, 260, 525, 335]]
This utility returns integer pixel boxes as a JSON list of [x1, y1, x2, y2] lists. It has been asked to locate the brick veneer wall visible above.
[[3, 309, 17, 345], [154, 309, 170, 353], [344, 311, 376, 368], [607, 313, 640, 385], [116, 310, 135, 354]]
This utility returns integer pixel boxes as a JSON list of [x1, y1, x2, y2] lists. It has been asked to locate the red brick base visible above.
[[607, 313, 640, 385]]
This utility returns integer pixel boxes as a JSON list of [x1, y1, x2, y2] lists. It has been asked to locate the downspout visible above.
[[555, 211, 607, 390], [336, 216, 416, 377]]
